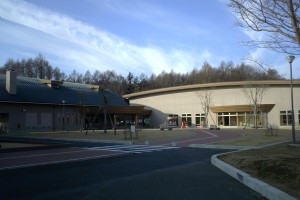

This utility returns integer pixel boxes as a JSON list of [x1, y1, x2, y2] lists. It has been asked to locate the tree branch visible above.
[[228, 0, 300, 54]]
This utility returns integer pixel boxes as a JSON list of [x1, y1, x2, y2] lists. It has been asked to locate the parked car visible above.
[[160, 122, 177, 130], [209, 125, 220, 130]]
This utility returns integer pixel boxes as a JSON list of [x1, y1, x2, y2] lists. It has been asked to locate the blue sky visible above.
[[0, 0, 299, 78]]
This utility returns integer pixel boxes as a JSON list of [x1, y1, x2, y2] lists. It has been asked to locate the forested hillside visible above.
[[0, 54, 284, 95]]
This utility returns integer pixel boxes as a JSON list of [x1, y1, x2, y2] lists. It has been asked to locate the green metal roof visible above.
[[0, 74, 128, 107]]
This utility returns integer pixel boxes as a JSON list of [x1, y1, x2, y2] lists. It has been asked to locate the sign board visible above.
[[131, 125, 136, 133], [131, 125, 136, 143]]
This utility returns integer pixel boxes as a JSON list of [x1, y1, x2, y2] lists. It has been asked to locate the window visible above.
[[280, 110, 292, 126], [237, 112, 246, 126], [195, 114, 200, 126], [218, 112, 265, 127], [182, 114, 192, 126], [217, 112, 238, 126], [195, 113, 206, 127]]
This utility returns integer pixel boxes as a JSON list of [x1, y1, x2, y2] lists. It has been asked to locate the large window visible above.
[[237, 112, 246, 126], [299, 110, 300, 126], [280, 110, 292, 126], [195, 113, 206, 127], [217, 112, 237, 126], [182, 114, 192, 126], [218, 112, 265, 127]]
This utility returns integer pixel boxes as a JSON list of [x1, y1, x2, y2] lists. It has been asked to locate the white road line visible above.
[[174, 136, 216, 144], [200, 130, 218, 137], [0, 152, 127, 171], [0, 148, 89, 160], [162, 130, 218, 145], [86, 144, 179, 154]]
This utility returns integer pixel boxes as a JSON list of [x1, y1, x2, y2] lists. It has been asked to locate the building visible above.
[[123, 81, 300, 129], [0, 70, 148, 132]]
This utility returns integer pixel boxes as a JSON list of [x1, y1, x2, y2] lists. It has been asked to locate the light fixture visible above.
[[286, 55, 295, 63], [286, 55, 296, 144]]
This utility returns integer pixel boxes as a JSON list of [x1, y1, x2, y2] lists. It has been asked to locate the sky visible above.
[[0, 0, 299, 78]]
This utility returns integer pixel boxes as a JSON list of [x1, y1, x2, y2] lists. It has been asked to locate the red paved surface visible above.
[[154, 129, 242, 147], [0, 129, 242, 170], [0, 147, 128, 170]]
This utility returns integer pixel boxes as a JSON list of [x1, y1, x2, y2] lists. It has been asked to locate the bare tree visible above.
[[34, 54, 48, 79], [0, 54, 285, 95], [83, 70, 92, 84], [92, 70, 101, 84], [25, 58, 34, 78], [242, 81, 268, 128], [228, 0, 300, 54], [245, 56, 285, 79], [196, 90, 213, 127], [98, 70, 126, 95], [45, 65, 53, 80], [53, 67, 65, 81], [67, 69, 81, 83]]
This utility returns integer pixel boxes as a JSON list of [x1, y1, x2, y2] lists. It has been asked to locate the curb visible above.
[[211, 153, 297, 200], [188, 140, 291, 150], [188, 144, 252, 150]]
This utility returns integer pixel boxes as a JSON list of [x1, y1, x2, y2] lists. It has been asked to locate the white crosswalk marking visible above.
[[85, 144, 179, 154]]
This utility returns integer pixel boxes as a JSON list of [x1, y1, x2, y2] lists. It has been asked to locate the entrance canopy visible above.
[[210, 104, 275, 113], [84, 106, 151, 115]]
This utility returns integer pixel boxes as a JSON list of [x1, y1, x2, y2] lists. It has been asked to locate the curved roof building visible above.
[[0, 70, 142, 132], [124, 80, 300, 129], [0, 74, 127, 107]]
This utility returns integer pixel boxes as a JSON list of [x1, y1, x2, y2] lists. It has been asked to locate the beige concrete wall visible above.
[[265, 87, 300, 128], [130, 86, 300, 129]]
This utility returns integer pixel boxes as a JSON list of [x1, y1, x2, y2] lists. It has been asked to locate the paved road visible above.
[[0, 147, 266, 200], [151, 129, 242, 147], [0, 128, 243, 148], [0, 130, 239, 171], [0, 143, 179, 170]]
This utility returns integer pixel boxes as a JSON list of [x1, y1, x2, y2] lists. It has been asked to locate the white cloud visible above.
[[90, 0, 205, 37], [242, 29, 265, 41], [244, 47, 300, 78], [0, 0, 207, 76], [3, 0, 295, 79]]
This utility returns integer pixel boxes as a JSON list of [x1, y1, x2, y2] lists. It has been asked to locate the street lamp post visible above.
[[286, 55, 296, 144]]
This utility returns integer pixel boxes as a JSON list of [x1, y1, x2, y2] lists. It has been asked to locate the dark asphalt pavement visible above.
[[0, 147, 266, 200], [0, 135, 119, 148]]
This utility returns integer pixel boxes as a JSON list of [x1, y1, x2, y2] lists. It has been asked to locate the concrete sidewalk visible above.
[[210, 149, 296, 200], [188, 141, 297, 200]]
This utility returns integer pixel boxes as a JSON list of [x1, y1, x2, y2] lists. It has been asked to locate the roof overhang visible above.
[[123, 80, 300, 99], [210, 104, 275, 113], [109, 106, 150, 114], [84, 106, 151, 115]]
